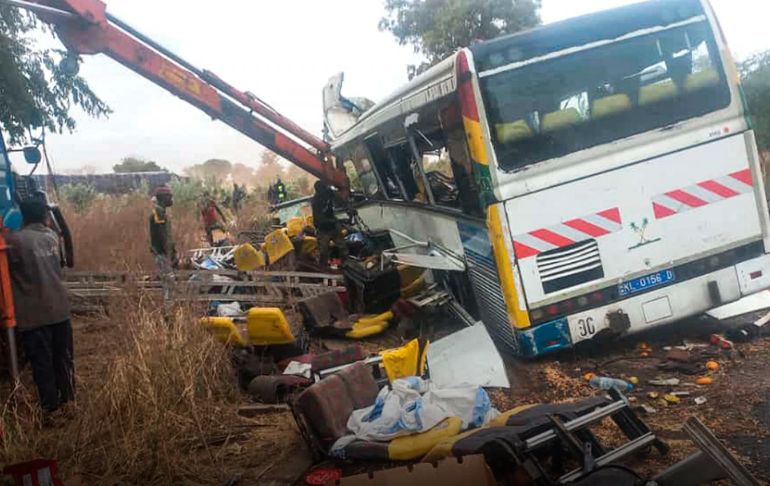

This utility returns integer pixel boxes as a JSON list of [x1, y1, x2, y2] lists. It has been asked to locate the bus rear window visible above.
[[480, 21, 731, 172]]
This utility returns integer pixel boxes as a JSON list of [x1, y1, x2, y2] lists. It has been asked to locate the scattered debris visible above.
[[695, 376, 713, 386], [639, 403, 658, 414], [707, 289, 770, 320], [427, 323, 509, 389], [237, 404, 290, 417], [709, 333, 734, 350], [649, 378, 680, 386], [663, 394, 680, 405], [706, 360, 720, 371], [588, 375, 633, 392], [628, 376, 639, 385], [664, 348, 691, 362], [694, 396, 708, 405]]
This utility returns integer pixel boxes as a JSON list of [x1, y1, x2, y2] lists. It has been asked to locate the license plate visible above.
[[618, 270, 675, 297]]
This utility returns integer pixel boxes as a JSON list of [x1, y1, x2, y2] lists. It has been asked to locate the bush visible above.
[[60, 183, 98, 212]]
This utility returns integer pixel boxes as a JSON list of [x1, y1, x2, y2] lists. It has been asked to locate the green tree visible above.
[[740, 50, 770, 154], [185, 158, 233, 180], [0, 6, 110, 143], [113, 156, 164, 173], [379, 0, 541, 78]]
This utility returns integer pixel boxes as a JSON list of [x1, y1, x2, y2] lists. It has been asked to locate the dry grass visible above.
[[63, 193, 270, 272], [0, 295, 301, 485]]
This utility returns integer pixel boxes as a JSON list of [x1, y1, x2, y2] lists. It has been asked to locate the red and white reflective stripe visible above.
[[652, 168, 754, 219], [513, 208, 622, 259]]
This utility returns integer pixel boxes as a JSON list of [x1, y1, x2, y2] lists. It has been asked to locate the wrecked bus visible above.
[[327, 0, 770, 357]]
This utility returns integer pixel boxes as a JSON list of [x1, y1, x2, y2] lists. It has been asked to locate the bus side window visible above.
[[440, 104, 483, 216], [342, 159, 364, 193], [387, 144, 421, 202], [351, 145, 381, 198], [365, 136, 402, 199]]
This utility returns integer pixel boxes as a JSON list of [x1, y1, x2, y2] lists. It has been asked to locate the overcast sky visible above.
[[34, 0, 770, 174]]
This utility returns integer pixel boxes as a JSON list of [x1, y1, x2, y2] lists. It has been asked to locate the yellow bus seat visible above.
[[246, 307, 295, 345], [286, 216, 306, 238], [495, 119, 533, 143], [298, 236, 318, 259], [263, 228, 294, 264], [684, 68, 720, 92], [592, 94, 632, 119], [388, 416, 463, 461], [233, 243, 266, 271], [345, 313, 392, 339], [541, 108, 581, 132], [200, 317, 247, 347], [380, 338, 428, 383], [639, 79, 678, 105]]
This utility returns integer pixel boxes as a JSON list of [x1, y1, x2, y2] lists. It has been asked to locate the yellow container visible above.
[[389, 417, 462, 461], [246, 307, 295, 345], [263, 228, 294, 264], [200, 317, 247, 347], [233, 243, 266, 271]]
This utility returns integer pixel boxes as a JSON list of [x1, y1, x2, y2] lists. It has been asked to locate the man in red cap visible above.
[[149, 185, 177, 307]]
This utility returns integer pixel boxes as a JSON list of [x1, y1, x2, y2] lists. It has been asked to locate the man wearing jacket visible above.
[[7, 199, 74, 413]]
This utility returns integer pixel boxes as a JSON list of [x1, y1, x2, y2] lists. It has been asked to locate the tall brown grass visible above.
[[62, 192, 269, 272], [0, 296, 291, 484]]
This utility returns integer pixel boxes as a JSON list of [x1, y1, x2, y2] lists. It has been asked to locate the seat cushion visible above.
[[336, 361, 379, 410], [296, 374, 354, 444]]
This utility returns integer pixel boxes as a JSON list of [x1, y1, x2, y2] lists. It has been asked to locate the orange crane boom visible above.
[[7, 0, 349, 192]]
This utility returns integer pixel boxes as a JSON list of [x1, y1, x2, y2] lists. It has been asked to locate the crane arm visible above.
[[6, 0, 349, 192]]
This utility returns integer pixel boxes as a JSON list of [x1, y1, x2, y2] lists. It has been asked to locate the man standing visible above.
[[311, 181, 348, 268], [149, 185, 177, 305], [199, 192, 228, 245], [7, 200, 74, 413], [274, 176, 287, 204]]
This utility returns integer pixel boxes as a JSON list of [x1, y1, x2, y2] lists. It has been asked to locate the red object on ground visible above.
[[709, 333, 734, 350], [3, 459, 63, 486], [305, 467, 342, 485]]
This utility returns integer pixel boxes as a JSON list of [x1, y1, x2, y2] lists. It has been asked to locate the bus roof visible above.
[[330, 55, 456, 150]]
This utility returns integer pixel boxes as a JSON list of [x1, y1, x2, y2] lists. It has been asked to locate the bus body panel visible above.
[[506, 131, 764, 307]]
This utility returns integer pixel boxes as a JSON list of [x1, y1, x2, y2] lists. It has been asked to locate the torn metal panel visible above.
[[427, 322, 509, 389], [707, 289, 770, 320]]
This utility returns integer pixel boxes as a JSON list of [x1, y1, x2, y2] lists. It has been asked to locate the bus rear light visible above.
[[750, 270, 763, 280], [456, 50, 480, 122], [530, 309, 544, 321], [546, 305, 559, 316], [590, 291, 604, 304]]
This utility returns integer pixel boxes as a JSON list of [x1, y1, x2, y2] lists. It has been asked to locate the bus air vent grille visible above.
[[537, 239, 604, 293]]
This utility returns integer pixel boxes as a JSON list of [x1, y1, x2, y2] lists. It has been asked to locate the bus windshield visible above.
[[479, 19, 731, 172]]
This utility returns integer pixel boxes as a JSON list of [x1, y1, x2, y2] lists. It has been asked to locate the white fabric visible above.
[[330, 377, 498, 456], [282, 361, 312, 379], [216, 301, 242, 317]]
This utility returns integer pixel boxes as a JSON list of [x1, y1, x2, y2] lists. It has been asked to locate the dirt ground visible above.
[[9, 310, 769, 485]]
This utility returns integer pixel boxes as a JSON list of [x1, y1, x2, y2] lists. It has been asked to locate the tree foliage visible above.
[[113, 156, 164, 173], [740, 50, 770, 153], [379, 0, 541, 78], [184, 158, 233, 180], [0, 6, 111, 143]]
